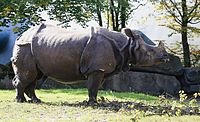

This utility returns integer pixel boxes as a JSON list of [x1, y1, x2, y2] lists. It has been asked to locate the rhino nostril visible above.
[[165, 58, 170, 62], [162, 53, 168, 57]]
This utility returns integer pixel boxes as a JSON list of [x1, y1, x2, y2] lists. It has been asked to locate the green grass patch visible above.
[[0, 89, 199, 122]]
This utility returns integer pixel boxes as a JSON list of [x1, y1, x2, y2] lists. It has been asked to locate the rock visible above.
[[181, 67, 200, 93], [104, 71, 181, 96], [184, 67, 200, 83]]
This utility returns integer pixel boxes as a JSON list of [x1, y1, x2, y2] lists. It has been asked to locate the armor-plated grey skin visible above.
[[11, 23, 169, 103]]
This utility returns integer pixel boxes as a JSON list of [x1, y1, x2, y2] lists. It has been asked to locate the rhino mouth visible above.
[[163, 58, 170, 63], [160, 54, 170, 63]]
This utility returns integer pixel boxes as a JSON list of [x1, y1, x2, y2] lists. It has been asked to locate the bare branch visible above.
[[165, 46, 183, 55], [127, 1, 147, 16], [169, 0, 183, 17], [188, 0, 199, 16], [188, 0, 200, 23], [162, 1, 182, 24], [174, 17, 182, 25], [189, 20, 200, 24], [132, 2, 147, 11]]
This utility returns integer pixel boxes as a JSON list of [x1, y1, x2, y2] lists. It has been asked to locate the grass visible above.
[[0, 89, 200, 122]]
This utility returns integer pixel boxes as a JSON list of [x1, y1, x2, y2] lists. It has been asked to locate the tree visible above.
[[48, 0, 145, 31], [0, 0, 145, 32], [48, 0, 95, 28], [105, 0, 146, 31], [155, 0, 200, 67], [0, 0, 51, 33]]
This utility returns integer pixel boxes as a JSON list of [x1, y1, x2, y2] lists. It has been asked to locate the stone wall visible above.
[[104, 71, 181, 96]]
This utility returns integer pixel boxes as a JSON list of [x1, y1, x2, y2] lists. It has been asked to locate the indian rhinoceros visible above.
[[11, 23, 169, 103]]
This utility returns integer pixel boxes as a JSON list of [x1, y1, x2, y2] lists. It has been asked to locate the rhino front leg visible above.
[[87, 71, 104, 104]]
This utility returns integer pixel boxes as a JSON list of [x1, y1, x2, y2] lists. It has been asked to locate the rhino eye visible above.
[[149, 48, 154, 52], [147, 52, 151, 56]]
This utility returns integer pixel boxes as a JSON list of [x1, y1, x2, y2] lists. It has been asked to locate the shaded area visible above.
[[43, 97, 200, 116], [0, 31, 9, 53], [39, 89, 158, 101], [0, 29, 16, 65]]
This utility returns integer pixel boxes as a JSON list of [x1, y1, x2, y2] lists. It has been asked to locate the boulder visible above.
[[184, 67, 200, 83], [181, 67, 200, 93], [104, 71, 181, 96]]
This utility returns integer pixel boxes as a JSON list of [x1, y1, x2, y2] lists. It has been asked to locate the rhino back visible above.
[[32, 26, 89, 81]]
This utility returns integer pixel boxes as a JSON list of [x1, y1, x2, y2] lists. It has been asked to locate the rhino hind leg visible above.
[[12, 45, 40, 103], [24, 81, 41, 103], [12, 76, 27, 102], [87, 71, 104, 105]]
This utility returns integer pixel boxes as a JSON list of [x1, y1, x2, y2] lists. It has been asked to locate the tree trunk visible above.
[[115, 1, 120, 31], [110, 0, 116, 30], [120, 0, 126, 29], [181, 25, 191, 67], [181, 0, 191, 67], [96, 0, 103, 27], [107, 9, 110, 29]]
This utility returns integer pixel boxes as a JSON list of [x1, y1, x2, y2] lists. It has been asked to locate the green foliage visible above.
[[48, 0, 142, 30], [0, 0, 51, 33], [48, 0, 94, 28], [0, 0, 145, 33], [155, 0, 200, 35]]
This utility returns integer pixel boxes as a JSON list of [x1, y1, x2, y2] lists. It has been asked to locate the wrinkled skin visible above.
[[11, 23, 169, 103]]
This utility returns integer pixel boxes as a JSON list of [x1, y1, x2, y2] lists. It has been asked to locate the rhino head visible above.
[[122, 28, 170, 66]]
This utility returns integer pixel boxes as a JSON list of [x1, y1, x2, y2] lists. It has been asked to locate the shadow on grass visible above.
[[39, 88, 158, 102], [39, 88, 88, 95], [41, 97, 200, 117]]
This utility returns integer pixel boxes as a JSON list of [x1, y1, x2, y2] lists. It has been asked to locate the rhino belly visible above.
[[32, 32, 89, 82]]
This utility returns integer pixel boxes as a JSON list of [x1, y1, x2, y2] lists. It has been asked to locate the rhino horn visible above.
[[158, 41, 165, 49]]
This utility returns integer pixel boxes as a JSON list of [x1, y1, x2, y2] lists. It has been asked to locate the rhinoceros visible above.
[[11, 23, 169, 103]]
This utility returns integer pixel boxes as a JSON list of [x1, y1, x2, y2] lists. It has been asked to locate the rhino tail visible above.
[[90, 26, 95, 38], [35, 23, 46, 34]]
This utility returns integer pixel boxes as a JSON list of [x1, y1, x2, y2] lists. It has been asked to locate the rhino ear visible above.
[[132, 39, 140, 51], [121, 28, 134, 38]]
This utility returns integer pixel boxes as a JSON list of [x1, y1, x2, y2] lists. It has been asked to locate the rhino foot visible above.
[[87, 99, 98, 106], [15, 96, 27, 103], [28, 98, 41, 103]]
